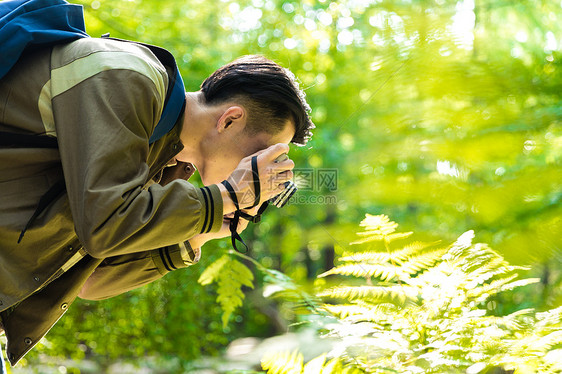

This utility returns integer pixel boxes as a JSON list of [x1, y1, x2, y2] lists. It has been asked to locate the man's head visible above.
[[180, 55, 314, 185], [200, 55, 314, 146]]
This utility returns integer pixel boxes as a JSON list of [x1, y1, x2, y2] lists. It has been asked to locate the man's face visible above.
[[198, 119, 295, 186]]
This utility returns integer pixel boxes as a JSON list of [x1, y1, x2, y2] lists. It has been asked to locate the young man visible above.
[[0, 37, 314, 367]]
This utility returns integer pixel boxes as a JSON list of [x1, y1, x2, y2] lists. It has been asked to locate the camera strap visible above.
[[221, 155, 270, 253]]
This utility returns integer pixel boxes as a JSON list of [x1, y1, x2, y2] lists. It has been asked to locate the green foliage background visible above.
[[10, 0, 562, 371]]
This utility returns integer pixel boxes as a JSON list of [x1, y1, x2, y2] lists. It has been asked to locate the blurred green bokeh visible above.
[[11, 0, 561, 371]]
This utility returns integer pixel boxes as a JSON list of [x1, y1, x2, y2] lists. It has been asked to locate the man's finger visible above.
[[277, 169, 294, 181], [261, 143, 290, 162], [273, 183, 286, 195], [270, 158, 295, 173]]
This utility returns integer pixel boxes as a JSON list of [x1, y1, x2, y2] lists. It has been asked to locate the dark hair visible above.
[[200, 55, 314, 145]]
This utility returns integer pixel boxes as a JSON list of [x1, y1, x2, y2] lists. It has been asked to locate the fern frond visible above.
[[349, 214, 413, 245], [443, 230, 476, 261], [465, 274, 519, 299], [262, 351, 348, 374], [198, 254, 230, 286], [217, 280, 245, 328], [451, 230, 475, 250], [350, 233, 386, 244], [460, 246, 505, 273], [341, 367, 365, 374], [319, 357, 343, 374], [321, 303, 397, 323], [319, 285, 417, 306], [400, 248, 448, 274], [467, 315, 524, 331], [351, 232, 413, 245], [498, 278, 540, 293], [218, 258, 254, 327], [262, 350, 304, 374], [319, 263, 406, 281], [536, 306, 562, 328], [506, 308, 536, 318], [390, 241, 442, 261], [463, 255, 505, 274], [339, 251, 390, 264], [339, 242, 441, 264], [505, 329, 562, 359], [303, 353, 327, 374], [536, 330, 562, 352], [198, 255, 254, 327], [321, 304, 372, 319], [358, 214, 398, 234], [265, 214, 561, 373]]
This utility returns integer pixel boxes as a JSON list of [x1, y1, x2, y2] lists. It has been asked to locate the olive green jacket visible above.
[[0, 38, 223, 365]]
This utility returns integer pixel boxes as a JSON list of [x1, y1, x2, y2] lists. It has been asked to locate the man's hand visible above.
[[218, 143, 294, 215], [191, 143, 293, 249]]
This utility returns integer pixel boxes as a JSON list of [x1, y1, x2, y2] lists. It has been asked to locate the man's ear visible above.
[[217, 106, 245, 133]]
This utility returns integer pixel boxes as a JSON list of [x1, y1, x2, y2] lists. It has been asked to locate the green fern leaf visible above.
[[351, 231, 413, 245], [390, 241, 442, 261], [537, 330, 562, 352], [322, 303, 396, 323], [497, 278, 540, 292], [339, 251, 391, 263], [469, 315, 523, 331], [358, 214, 398, 234], [321, 304, 372, 319], [198, 254, 254, 328], [469, 277, 540, 302], [262, 350, 304, 374], [339, 242, 442, 266], [341, 367, 365, 374], [321, 357, 343, 374], [303, 353, 327, 374], [198, 254, 230, 285], [536, 306, 562, 328], [319, 263, 406, 281], [348, 214, 414, 245], [262, 352, 349, 374], [318, 285, 417, 306], [466, 274, 519, 300], [400, 248, 447, 274]]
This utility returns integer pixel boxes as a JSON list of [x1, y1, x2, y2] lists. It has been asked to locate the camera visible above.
[[269, 153, 297, 208]]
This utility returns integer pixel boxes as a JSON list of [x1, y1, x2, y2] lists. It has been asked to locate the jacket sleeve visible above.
[[49, 39, 223, 258], [78, 241, 200, 300]]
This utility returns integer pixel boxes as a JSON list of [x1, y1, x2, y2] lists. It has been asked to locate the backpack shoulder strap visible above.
[[0, 0, 89, 79], [1, 1, 184, 144], [101, 36, 186, 144], [0, 41, 186, 148]]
